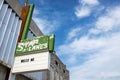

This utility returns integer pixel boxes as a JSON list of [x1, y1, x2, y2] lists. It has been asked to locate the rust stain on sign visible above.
[[18, 6, 30, 42]]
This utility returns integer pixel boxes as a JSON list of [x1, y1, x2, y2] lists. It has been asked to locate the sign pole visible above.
[[18, 5, 30, 42], [21, 4, 34, 40], [18, 0, 34, 42]]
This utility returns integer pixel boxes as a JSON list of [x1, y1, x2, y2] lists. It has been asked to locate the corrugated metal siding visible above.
[[0, 0, 4, 10], [0, 0, 22, 67]]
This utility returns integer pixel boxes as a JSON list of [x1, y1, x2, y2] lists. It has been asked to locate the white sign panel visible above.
[[12, 52, 50, 73]]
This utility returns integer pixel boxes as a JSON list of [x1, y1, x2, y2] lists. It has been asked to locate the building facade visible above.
[[0, 0, 69, 80], [0, 0, 22, 79]]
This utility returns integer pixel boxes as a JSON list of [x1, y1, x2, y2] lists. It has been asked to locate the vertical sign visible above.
[[18, 4, 34, 42], [18, 6, 30, 42], [21, 4, 34, 40]]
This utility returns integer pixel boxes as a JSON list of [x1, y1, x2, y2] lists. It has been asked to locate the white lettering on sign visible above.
[[17, 39, 48, 52]]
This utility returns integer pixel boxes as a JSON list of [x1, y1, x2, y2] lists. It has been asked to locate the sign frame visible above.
[[15, 34, 55, 55], [12, 52, 50, 73]]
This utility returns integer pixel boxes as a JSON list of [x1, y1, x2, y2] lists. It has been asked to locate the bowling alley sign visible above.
[[15, 34, 55, 55]]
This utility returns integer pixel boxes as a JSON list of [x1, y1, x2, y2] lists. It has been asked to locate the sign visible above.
[[21, 4, 34, 40], [18, 5, 30, 42], [12, 52, 50, 73], [16, 34, 55, 55]]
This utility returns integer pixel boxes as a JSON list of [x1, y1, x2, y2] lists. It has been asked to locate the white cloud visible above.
[[33, 17, 59, 34], [67, 27, 81, 40], [59, 36, 105, 55], [75, 0, 99, 18], [89, 6, 120, 34], [81, 0, 99, 5], [70, 32, 120, 80], [58, 31, 120, 80], [33, 9, 60, 34], [58, 5, 120, 80], [67, 55, 78, 64], [75, 6, 91, 18]]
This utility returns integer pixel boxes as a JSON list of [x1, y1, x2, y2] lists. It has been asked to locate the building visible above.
[[0, 0, 69, 80], [0, 0, 22, 79]]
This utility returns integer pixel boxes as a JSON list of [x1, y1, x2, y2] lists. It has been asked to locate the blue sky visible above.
[[19, 0, 120, 80]]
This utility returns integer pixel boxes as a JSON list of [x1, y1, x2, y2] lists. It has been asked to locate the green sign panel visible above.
[[16, 34, 55, 55]]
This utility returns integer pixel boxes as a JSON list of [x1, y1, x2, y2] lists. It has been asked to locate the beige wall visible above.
[[50, 53, 69, 80]]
